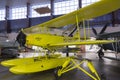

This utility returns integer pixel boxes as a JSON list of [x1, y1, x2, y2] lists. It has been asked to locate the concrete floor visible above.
[[0, 52, 120, 80]]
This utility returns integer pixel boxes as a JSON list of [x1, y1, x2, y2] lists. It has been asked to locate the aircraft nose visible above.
[[16, 31, 26, 47]]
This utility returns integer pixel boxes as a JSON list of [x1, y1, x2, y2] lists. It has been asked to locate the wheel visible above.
[[98, 51, 104, 59], [54, 66, 62, 80], [97, 48, 104, 59]]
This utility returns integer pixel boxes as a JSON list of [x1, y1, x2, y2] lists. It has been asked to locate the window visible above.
[[31, 4, 51, 18], [0, 9, 5, 21], [54, 0, 78, 15], [10, 7, 27, 20], [82, 0, 100, 7]]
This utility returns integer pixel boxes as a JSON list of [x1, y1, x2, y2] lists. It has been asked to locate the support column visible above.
[[112, 10, 119, 27], [26, 2, 31, 28], [78, 0, 82, 8], [5, 6, 11, 33], [50, 0, 54, 19]]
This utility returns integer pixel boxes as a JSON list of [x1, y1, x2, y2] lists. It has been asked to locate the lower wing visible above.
[[50, 40, 115, 47]]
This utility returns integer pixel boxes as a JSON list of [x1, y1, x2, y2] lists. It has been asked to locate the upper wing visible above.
[[23, 0, 120, 33], [49, 40, 115, 47]]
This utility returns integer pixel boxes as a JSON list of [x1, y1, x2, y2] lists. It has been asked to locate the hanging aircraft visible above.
[[1, 0, 120, 80], [92, 23, 120, 60]]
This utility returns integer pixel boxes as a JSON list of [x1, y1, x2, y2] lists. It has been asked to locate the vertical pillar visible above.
[[78, 0, 82, 8], [112, 11, 116, 27], [112, 10, 119, 27], [5, 6, 11, 33], [50, 0, 54, 19], [78, 0, 82, 28], [26, 2, 31, 28]]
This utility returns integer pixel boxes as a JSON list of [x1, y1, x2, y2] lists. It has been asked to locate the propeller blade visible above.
[[92, 27, 98, 36], [99, 23, 109, 34]]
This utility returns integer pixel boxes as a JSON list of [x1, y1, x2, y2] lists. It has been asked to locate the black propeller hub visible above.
[[16, 31, 26, 47]]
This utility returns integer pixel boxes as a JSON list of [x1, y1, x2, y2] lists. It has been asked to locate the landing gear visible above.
[[97, 48, 104, 59], [54, 58, 101, 80], [54, 66, 62, 80]]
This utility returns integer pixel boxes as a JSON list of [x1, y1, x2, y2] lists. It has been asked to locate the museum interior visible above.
[[0, 0, 120, 80]]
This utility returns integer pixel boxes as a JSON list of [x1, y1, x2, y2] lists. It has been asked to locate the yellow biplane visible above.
[[1, 0, 120, 80]]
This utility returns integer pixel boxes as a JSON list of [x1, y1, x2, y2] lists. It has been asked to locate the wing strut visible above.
[[75, 12, 81, 41], [83, 19, 87, 40], [87, 20, 90, 38]]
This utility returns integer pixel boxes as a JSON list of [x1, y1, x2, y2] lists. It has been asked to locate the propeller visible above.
[[92, 23, 109, 36], [15, 30, 26, 48], [14, 30, 34, 51], [92, 27, 98, 36], [99, 23, 109, 34]]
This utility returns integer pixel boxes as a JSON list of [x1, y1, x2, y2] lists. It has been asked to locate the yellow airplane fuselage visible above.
[[26, 33, 76, 49]]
